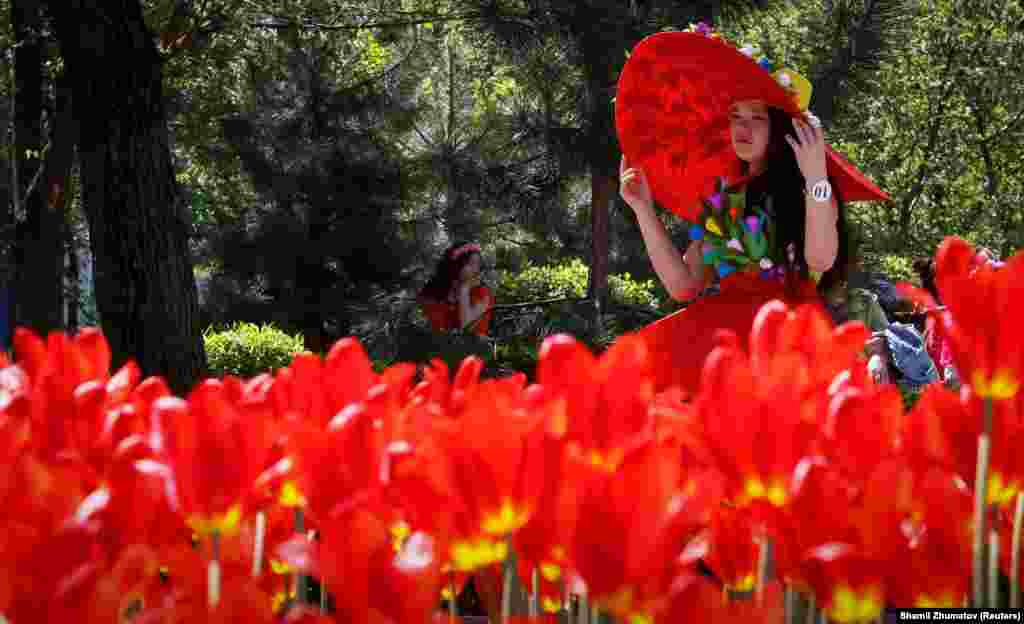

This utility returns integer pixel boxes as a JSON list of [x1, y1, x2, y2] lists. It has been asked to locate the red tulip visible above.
[[899, 237, 1024, 400], [535, 334, 655, 470], [905, 384, 1024, 507], [82, 544, 169, 624], [823, 382, 904, 487], [888, 529, 969, 608], [12, 328, 141, 465], [803, 544, 884, 624], [154, 381, 270, 538], [288, 370, 416, 526], [102, 443, 191, 549], [690, 302, 869, 516], [278, 501, 442, 624], [409, 356, 483, 414], [0, 481, 110, 624], [692, 345, 814, 511], [438, 375, 548, 566], [69, 364, 148, 485], [773, 460, 859, 592], [272, 338, 394, 430], [850, 458, 971, 591], [703, 504, 760, 592], [512, 428, 578, 610], [570, 438, 688, 621], [657, 570, 785, 623]]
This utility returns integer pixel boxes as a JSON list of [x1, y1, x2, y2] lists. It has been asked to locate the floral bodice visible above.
[[688, 178, 817, 285]]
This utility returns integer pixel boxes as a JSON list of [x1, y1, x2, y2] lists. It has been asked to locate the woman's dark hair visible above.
[[743, 107, 850, 295], [419, 241, 481, 300], [913, 257, 939, 301]]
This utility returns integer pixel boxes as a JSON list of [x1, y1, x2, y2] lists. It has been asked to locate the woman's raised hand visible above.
[[620, 156, 654, 214], [786, 115, 828, 184]]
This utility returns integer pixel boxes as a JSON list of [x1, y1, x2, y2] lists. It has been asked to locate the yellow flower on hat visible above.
[[772, 69, 812, 112]]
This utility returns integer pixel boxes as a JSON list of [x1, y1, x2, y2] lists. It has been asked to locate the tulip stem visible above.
[[577, 592, 589, 624], [756, 535, 772, 606], [984, 395, 994, 438], [805, 593, 816, 624], [209, 530, 222, 609], [974, 432, 992, 607], [990, 528, 1001, 607], [1012, 493, 1024, 608], [252, 510, 266, 578], [294, 509, 308, 606], [503, 551, 514, 619], [563, 578, 570, 621], [530, 567, 539, 616], [784, 585, 796, 624], [318, 530, 328, 614], [448, 569, 459, 620]]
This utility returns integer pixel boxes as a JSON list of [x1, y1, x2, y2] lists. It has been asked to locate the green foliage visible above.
[[474, 259, 667, 379], [608, 273, 660, 308], [497, 258, 589, 301], [491, 337, 540, 380], [204, 322, 306, 378], [496, 258, 662, 308], [354, 30, 393, 74], [870, 254, 917, 284]]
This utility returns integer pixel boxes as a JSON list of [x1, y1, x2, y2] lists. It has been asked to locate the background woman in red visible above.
[[418, 241, 495, 337]]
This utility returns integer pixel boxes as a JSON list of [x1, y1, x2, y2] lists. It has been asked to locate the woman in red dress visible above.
[[614, 24, 890, 397], [418, 241, 496, 337]]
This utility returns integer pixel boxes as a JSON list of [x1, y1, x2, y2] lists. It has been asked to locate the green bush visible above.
[[497, 258, 663, 309], [497, 258, 589, 302], [608, 272, 660, 308], [204, 322, 306, 378]]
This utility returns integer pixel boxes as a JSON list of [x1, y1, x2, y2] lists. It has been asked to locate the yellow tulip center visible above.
[[482, 498, 531, 535], [827, 585, 883, 623], [739, 476, 788, 507], [972, 368, 1019, 400], [450, 536, 508, 571], [187, 504, 242, 539]]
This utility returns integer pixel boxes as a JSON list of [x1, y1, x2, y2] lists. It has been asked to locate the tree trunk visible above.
[[583, 52, 617, 310], [45, 0, 207, 394], [12, 0, 64, 337], [16, 60, 74, 337], [298, 48, 329, 355], [588, 168, 612, 307]]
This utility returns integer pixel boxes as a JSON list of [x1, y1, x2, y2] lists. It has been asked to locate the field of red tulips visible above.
[[1, 236, 1022, 624]]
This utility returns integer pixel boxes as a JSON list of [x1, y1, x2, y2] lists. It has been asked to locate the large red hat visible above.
[[615, 26, 890, 223]]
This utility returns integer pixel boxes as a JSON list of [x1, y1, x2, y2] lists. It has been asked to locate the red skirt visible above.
[[631, 272, 824, 397]]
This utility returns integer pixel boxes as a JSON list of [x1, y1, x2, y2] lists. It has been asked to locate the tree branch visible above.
[[248, 13, 490, 32], [898, 44, 961, 227], [969, 100, 998, 197], [976, 107, 1024, 146], [492, 296, 586, 311], [13, 140, 53, 219]]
